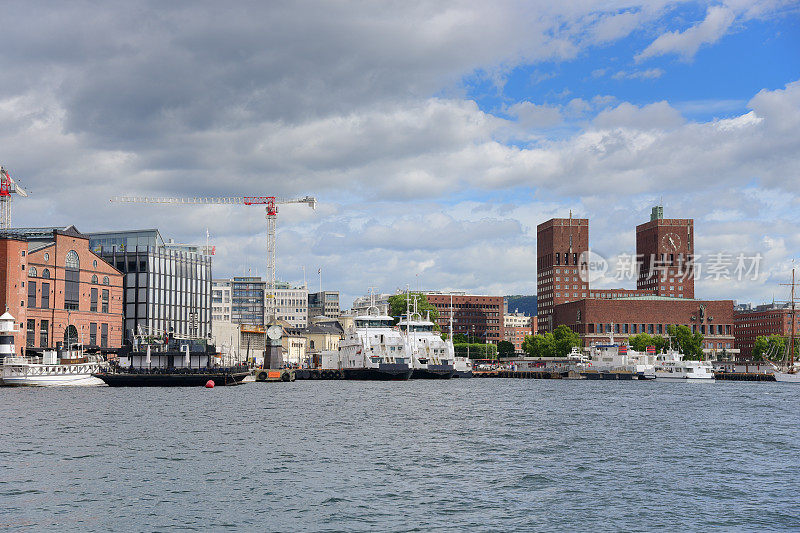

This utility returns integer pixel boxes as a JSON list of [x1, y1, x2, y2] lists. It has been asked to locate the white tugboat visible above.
[[338, 303, 412, 381], [1, 312, 107, 386]]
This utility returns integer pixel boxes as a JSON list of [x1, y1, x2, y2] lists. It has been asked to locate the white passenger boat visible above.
[[654, 351, 715, 381], [585, 344, 656, 380], [0, 311, 108, 386], [337, 306, 412, 380], [2, 349, 108, 386], [399, 311, 455, 379]]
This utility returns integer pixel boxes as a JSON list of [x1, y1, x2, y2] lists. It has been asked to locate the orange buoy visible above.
[[205, 380, 215, 388]]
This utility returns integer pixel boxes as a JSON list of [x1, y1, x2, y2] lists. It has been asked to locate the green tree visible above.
[[387, 292, 439, 330], [497, 340, 516, 358], [552, 325, 582, 357], [666, 325, 704, 360], [454, 343, 498, 359], [753, 335, 799, 361], [452, 333, 469, 344], [628, 333, 667, 353], [522, 333, 555, 358]]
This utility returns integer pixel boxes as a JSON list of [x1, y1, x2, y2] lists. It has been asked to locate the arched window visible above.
[[27, 266, 37, 277], [91, 275, 98, 284], [102, 276, 110, 285], [65, 250, 80, 269], [63, 325, 78, 346], [93, 260, 98, 268], [42, 269, 51, 279]]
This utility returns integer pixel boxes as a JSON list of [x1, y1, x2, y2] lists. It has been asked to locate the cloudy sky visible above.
[[2, 1, 799, 308]]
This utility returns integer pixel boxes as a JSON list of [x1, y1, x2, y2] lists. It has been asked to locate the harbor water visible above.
[[1, 380, 798, 531]]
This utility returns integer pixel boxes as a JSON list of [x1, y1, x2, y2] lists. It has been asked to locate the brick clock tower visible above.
[[537, 215, 589, 333], [636, 206, 694, 299]]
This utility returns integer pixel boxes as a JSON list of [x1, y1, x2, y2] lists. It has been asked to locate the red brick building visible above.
[[734, 305, 800, 359], [536, 216, 589, 332], [0, 227, 124, 353], [553, 296, 737, 357], [425, 292, 504, 344], [636, 206, 695, 299]]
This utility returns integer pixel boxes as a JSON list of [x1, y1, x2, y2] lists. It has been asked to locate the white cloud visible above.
[[0, 2, 797, 306], [636, 6, 736, 61], [611, 68, 665, 80], [507, 101, 563, 128]]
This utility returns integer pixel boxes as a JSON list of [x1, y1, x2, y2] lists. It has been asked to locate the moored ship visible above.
[[337, 305, 412, 381], [94, 339, 249, 387], [1, 312, 107, 386], [400, 311, 455, 379], [653, 350, 715, 381]]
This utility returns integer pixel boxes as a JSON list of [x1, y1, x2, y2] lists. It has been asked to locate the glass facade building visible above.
[[87, 229, 212, 341]]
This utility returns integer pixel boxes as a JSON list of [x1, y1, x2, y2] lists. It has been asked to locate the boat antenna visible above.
[[791, 266, 795, 370]]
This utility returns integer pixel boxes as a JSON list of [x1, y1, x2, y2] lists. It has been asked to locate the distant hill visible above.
[[505, 295, 537, 316]]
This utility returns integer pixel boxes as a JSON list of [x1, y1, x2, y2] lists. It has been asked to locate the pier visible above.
[[714, 372, 776, 382]]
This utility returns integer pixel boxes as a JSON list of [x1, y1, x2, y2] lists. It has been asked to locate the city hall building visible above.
[[538, 207, 737, 358]]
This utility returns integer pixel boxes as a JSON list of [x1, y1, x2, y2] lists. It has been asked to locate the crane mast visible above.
[[0, 166, 29, 230], [111, 194, 316, 323]]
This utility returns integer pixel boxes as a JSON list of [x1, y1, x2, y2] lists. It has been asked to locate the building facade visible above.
[[88, 229, 212, 342], [273, 283, 309, 329], [212, 277, 309, 329], [636, 206, 695, 299], [553, 296, 737, 357], [211, 280, 232, 322], [503, 311, 537, 353], [536, 217, 589, 333], [309, 290, 340, 319], [734, 304, 800, 359], [1, 227, 124, 352], [425, 292, 504, 344]]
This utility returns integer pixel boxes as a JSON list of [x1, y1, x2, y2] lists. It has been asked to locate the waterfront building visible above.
[[636, 207, 695, 298], [553, 296, 737, 358], [273, 282, 309, 329], [211, 280, 232, 322], [309, 290, 340, 319], [1, 226, 123, 352], [536, 216, 589, 333], [425, 291, 504, 344], [734, 303, 800, 359], [503, 310, 536, 353], [87, 229, 212, 342], [537, 207, 738, 357], [213, 277, 308, 328]]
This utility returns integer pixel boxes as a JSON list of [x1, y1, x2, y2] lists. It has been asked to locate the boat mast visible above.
[[791, 267, 795, 370]]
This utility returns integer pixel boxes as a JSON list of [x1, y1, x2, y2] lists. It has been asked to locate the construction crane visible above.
[[110, 195, 317, 321], [0, 166, 28, 230]]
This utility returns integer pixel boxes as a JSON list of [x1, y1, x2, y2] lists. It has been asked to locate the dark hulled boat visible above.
[[342, 362, 413, 381], [411, 362, 455, 379], [95, 364, 250, 387]]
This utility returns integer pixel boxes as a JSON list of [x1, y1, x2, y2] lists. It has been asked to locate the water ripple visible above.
[[1, 381, 799, 531]]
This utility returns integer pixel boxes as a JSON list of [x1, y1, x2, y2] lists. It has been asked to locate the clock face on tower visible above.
[[661, 232, 681, 252], [267, 325, 283, 340]]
